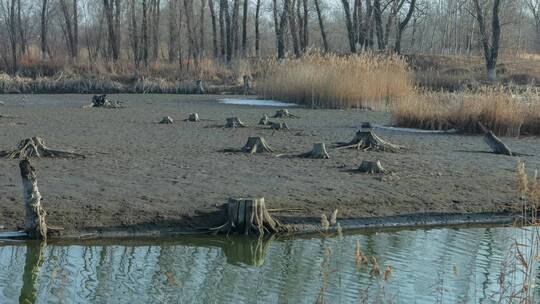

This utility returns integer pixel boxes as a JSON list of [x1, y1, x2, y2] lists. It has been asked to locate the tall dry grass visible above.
[[257, 53, 413, 110], [393, 87, 540, 136]]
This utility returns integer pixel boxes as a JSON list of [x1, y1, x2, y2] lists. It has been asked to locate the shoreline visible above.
[[0, 211, 519, 241]]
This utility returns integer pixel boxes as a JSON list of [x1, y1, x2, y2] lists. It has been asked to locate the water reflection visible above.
[[0, 227, 538, 303]]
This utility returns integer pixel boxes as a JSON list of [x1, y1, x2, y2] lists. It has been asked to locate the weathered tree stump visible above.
[[242, 136, 274, 153], [300, 143, 330, 159], [0, 137, 85, 159], [272, 109, 299, 118], [211, 198, 282, 235], [187, 113, 200, 122], [243, 75, 252, 95], [357, 160, 386, 174], [19, 159, 47, 239], [159, 116, 174, 124], [335, 129, 402, 152], [87, 95, 123, 108], [195, 80, 205, 94], [226, 117, 247, 128], [478, 122, 514, 156], [259, 114, 270, 125]]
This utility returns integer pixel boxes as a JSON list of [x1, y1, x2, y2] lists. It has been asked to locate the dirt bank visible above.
[[0, 94, 536, 237]]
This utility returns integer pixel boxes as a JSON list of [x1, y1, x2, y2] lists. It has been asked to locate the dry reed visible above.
[[257, 53, 413, 110]]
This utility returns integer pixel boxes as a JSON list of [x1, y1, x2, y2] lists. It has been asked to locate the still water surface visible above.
[[0, 226, 538, 303]]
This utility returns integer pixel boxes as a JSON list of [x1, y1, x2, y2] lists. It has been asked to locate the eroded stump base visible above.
[[211, 198, 282, 236], [272, 109, 299, 118], [242, 137, 274, 153], [357, 160, 386, 174], [226, 117, 247, 128], [300, 143, 330, 159], [335, 129, 402, 152]]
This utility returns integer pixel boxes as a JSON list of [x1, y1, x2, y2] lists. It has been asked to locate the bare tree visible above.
[[394, 0, 416, 54], [314, 0, 329, 52], [472, 0, 501, 81], [526, 0, 540, 53], [275, 0, 290, 59], [103, 0, 121, 61], [59, 0, 79, 61], [241, 0, 248, 56], [40, 0, 49, 59], [255, 0, 262, 56], [209, 0, 219, 58]]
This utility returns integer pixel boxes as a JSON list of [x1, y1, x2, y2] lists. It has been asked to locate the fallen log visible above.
[[478, 122, 514, 156], [19, 159, 47, 239], [210, 198, 283, 235], [0, 137, 85, 159]]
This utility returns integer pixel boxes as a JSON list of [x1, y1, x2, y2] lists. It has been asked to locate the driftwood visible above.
[[357, 160, 387, 174], [226, 117, 248, 128], [19, 159, 47, 239], [0, 137, 85, 159], [299, 143, 330, 159], [210, 198, 282, 236], [334, 129, 402, 152], [187, 113, 200, 122], [86, 95, 123, 108], [259, 114, 270, 125], [478, 122, 514, 156], [242, 136, 274, 153], [159, 116, 174, 124], [272, 109, 299, 118]]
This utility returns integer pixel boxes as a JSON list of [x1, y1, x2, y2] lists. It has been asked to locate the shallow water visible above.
[[0, 226, 538, 303], [218, 98, 297, 107]]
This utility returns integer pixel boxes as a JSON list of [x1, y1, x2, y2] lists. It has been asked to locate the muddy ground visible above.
[[0, 94, 537, 235]]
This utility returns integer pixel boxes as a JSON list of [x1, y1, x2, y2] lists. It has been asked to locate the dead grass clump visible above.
[[393, 87, 540, 136], [257, 53, 413, 110]]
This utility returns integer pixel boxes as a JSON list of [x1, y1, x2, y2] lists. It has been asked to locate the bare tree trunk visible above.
[[373, 0, 384, 50], [40, 0, 49, 59], [341, 0, 357, 53], [150, 0, 160, 61], [394, 0, 416, 54], [60, 0, 78, 61], [302, 0, 308, 51], [103, 0, 120, 61], [223, 0, 233, 61], [232, 0, 241, 56], [314, 0, 328, 52], [168, 0, 178, 62], [19, 159, 47, 240], [255, 0, 261, 56], [472, 0, 501, 82], [142, 0, 149, 66], [17, 0, 26, 55], [242, 0, 248, 56], [7, 0, 18, 73], [277, 0, 290, 59], [129, 0, 140, 66], [209, 0, 219, 58], [199, 0, 206, 58], [288, 0, 301, 57], [219, 0, 226, 57]]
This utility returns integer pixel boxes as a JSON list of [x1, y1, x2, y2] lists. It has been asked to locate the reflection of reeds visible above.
[[497, 160, 539, 303]]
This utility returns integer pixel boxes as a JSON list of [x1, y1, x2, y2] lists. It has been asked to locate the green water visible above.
[[1, 226, 538, 303]]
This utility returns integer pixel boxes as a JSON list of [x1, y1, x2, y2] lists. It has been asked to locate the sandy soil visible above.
[[0, 94, 537, 235]]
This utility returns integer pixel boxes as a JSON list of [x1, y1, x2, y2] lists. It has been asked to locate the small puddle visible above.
[[1, 226, 538, 303], [218, 98, 298, 107]]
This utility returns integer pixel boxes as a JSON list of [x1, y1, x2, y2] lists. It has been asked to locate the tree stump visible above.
[[357, 160, 386, 174], [19, 159, 47, 239], [243, 75, 252, 95], [300, 143, 330, 159], [226, 117, 247, 128], [159, 116, 174, 124], [195, 80, 205, 94], [242, 136, 274, 153], [335, 129, 402, 152], [88, 95, 123, 108], [187, 113, 200, 122], [272, 109, 299, 118], [0, 137, 85, 159], [478, 122, 514, 156], [259, 114, 270, 125], [211, 198, 282, 236]]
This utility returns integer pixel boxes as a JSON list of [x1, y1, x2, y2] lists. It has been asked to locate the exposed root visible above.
[[0, 137, 85, 159], [210, 198, 284, 236], [299, 143, 330, 159], [272, 109, 299, 118], [357, 160, 387, 174], [159, 116, 174, 124], [334, 129, 402, 152], [242, 136, 274, 153], [226, 117, 248, 128], [269, 122, 289, 134]]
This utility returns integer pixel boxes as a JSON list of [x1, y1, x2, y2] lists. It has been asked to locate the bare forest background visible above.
[[0, 0, 537, 72]]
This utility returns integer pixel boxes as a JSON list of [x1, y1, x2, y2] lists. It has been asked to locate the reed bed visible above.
[[393, 87, 540, 136], [257, 53, 413, 110]]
